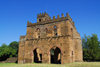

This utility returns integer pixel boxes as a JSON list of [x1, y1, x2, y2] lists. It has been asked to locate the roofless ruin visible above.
[[18, 12, 83, 64]]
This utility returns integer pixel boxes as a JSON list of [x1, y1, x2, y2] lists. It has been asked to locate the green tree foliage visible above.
[[0, 43, 16, 61], [50, 49, 54, 55], [0, 41, 19, 61], [82, 34, 100, 61], [9, 41, 19, 57]]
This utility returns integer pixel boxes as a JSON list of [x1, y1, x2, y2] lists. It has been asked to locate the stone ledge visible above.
[[26, 35, 71, 41]]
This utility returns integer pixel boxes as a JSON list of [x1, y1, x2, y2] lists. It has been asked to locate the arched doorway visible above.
[[50, 46, 61, 64], [33, 48, 42, 63]]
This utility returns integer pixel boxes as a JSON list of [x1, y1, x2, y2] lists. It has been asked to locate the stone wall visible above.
[[0, 57, 18, 63], [18, 36, 26, 63], [18, 12, 83, 64]]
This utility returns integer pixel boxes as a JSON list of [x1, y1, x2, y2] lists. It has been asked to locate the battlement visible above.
[[37, 12, 49, 18], [27, 12, 75, 27]]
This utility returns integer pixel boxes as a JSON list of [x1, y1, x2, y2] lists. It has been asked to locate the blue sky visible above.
[[0, 0, 100, 46]]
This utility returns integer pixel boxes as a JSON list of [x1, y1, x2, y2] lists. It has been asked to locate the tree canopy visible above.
[[9, 41, 19, 57], [82, 34, 100, 61], [0, 41, 19, 61]]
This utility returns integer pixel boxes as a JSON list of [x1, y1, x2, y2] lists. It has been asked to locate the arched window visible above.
[[53, 25, 58, 36], [54, 26, 57, 28], [44, 27, 48, 34], [37, 28, 40, 32], [36, 28, 40, 38], [44, 28, 48, 37]]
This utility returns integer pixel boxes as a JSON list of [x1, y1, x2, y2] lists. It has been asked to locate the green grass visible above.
[[0, 62, 100, 67]]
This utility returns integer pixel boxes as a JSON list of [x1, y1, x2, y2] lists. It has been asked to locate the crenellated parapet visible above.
[[37, 12, 49, 18], [27, 12, 75, 27], [27, 21, 32, 26]]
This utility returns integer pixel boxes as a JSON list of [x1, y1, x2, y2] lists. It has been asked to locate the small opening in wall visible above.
[[72, 51, 73, 55], [55, 33, 58, 36], [38, 36, 40, 38], [71, 28, 73, 32], [54, 26, 57, 28], [39, 19, 41, 22]]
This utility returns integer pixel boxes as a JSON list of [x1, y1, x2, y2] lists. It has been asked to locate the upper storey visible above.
[[27, 12, 75, 27], [26, 12, 80, 39], [37, 12, 50, 22]]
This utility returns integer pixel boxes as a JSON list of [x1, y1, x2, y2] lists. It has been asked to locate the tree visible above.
[[50, 49, 54, 55], [0, 43, 16, 61], [82, 34, 100, 61], [9, 41, 19, 57], [0, 43, 8, 57]]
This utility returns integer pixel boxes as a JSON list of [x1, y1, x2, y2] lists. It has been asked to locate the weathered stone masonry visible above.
[[18, 12, 83, 64]]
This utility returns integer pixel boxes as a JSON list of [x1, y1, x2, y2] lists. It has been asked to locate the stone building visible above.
[[18, 12, 83, 64]]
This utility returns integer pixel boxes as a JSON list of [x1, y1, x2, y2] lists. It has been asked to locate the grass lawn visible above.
[[0, 62, 100, 67]]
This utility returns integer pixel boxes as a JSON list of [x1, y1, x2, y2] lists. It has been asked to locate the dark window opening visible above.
[[54, 25, 57, 36], [71, 28, 73, 32], [39, 19, 41, 22], [54, 26, 57, 29], [72, 51, 73, 55], [55, 33, 58, 36], [38, 36, 40, 38]]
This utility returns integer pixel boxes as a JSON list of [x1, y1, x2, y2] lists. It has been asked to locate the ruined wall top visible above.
[[37, 12, 49, 18], [27, 12, 75, 27], [19, 35, 26, 43]]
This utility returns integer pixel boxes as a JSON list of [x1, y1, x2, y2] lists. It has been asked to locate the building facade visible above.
[[18, 12, 83, 64]]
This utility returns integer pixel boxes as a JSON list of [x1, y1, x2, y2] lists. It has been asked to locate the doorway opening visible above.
[[54, 25, 58, 36], [50, 47, 61, 64], [33, 48, 42, 63]]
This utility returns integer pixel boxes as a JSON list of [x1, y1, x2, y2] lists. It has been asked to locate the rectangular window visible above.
[[39, 19, 41, 22]]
